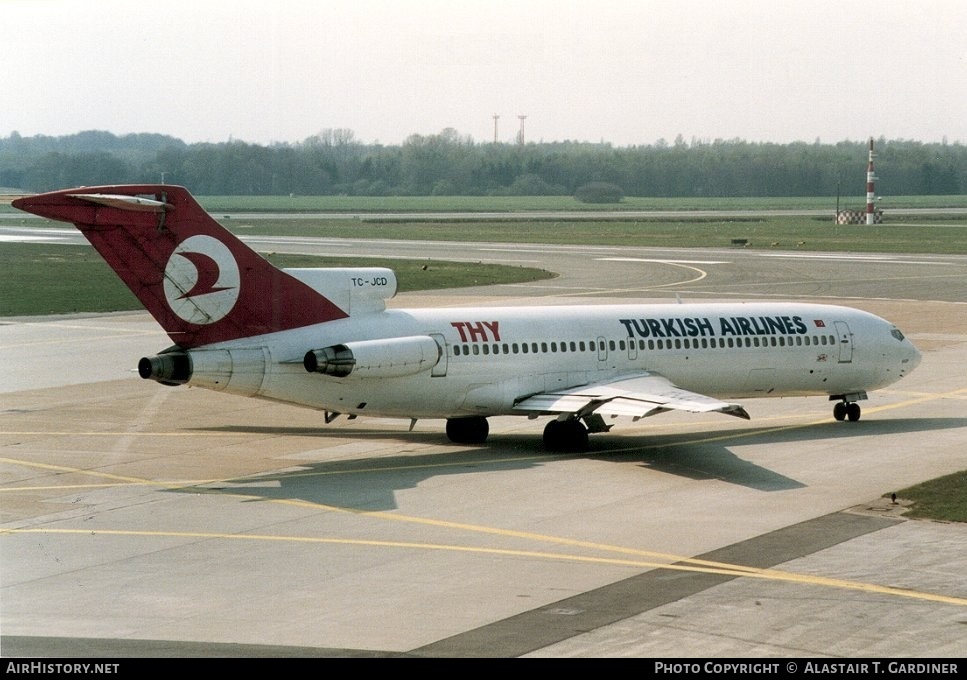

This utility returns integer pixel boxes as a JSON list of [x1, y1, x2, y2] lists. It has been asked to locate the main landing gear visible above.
[[445, 415, 593, 452], [832, 399, 862, 422], [445, 416, 490, 444], [542, 418, 590, 453]]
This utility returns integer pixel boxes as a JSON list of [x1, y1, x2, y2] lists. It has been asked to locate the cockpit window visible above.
[[891, 328, 906, 342]]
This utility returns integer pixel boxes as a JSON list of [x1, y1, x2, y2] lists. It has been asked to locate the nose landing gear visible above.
[[832, 399, 862, 422]]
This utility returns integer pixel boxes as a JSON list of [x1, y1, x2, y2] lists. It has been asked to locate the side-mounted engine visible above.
[[304, 335, 441, 379]]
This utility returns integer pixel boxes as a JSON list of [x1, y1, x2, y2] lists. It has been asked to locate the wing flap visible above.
[[514, 372, 750, 421]]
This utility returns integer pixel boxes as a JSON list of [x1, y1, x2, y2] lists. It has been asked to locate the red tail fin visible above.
[[13, 185, 348, 347]]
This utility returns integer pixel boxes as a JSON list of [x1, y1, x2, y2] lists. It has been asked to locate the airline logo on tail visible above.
[[164, 235, 240, 324]]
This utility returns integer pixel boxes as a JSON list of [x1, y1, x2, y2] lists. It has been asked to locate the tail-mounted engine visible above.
[[304, 335, 441, 379], [138, 352, 191, 386], [138, 347, 268, 395]]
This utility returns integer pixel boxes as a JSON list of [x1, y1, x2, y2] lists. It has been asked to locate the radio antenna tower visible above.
[[865, 137, 877, 225], [517, 115, 527, 145]]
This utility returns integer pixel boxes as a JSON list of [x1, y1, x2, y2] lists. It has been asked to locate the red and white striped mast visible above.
[[865, 137, 876, 225]]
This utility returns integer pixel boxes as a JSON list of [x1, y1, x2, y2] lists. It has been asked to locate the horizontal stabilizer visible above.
[[66, 193, 173, 212]]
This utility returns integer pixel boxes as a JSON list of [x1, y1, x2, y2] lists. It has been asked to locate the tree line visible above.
[[1, 129, 964, 197]]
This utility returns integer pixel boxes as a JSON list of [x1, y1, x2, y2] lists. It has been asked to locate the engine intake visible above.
[[304, 335, 441, 379]]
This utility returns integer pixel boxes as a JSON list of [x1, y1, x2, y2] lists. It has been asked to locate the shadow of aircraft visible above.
[[171, 430, 547, 511], [587, 416, 967, 491], [173, 417, 966, 508]]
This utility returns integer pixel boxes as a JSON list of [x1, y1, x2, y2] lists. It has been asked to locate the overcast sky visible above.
[[3, 0, 965, 147]]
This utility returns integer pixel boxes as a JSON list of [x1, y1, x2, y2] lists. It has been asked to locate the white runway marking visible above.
[[598, 257, 730, 265]]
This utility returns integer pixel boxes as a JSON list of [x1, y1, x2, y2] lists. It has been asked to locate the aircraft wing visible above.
[[514, 372, 750, 421]]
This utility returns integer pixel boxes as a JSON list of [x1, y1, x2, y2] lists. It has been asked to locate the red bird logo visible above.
[[175, 251, 233, 299]]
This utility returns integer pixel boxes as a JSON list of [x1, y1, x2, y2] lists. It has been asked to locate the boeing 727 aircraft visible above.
[[13, 186, 922, 451]]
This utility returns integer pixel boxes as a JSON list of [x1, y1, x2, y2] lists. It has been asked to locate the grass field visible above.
[[218, 215, 967, 254], [0, 244, 553, 316], [5, 197, 962, 317], [9, 214, 964, 254], [4, 210, 963, 317], [892, 471, 967, 523]]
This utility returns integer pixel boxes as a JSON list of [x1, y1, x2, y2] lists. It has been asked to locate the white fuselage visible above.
[[184, 301, 920, 421]]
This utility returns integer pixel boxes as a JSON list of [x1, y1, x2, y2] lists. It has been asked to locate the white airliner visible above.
[[13, 185, 922, 451]]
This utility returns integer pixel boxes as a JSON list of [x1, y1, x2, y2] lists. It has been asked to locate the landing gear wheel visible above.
[[846, 402, 861, 422], [446, 417, 489, 444], [543, 419, 590, 452], [833, 402, 847, 421]]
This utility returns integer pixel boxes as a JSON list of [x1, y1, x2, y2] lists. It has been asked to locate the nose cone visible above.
[[905, 341, 922, 373]]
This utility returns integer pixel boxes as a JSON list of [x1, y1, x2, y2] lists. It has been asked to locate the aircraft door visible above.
[[430, 333, 448, 377], [834, 321, 853, 363]]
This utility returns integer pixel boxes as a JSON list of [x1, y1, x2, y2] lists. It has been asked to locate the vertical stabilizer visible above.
[[13, 185, 348, 347]]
